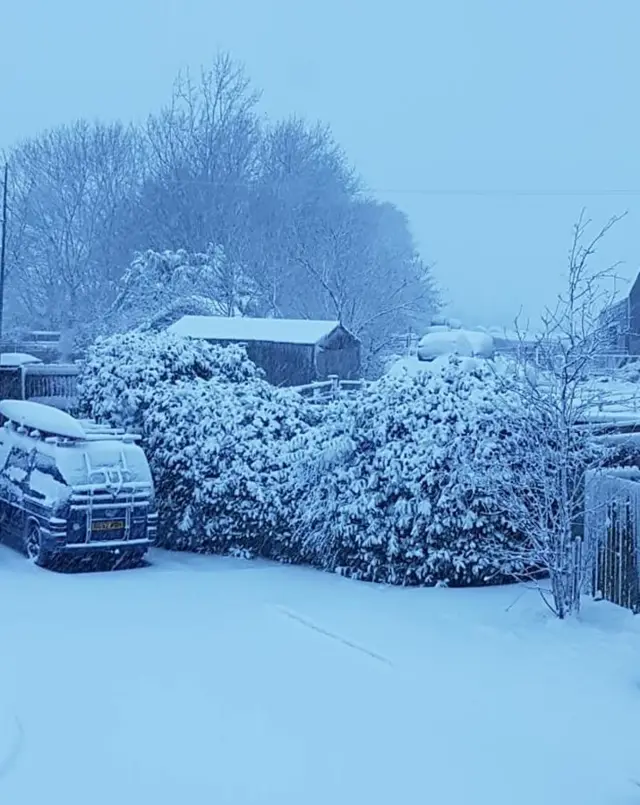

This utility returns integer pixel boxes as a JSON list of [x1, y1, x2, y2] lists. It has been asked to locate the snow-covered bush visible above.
[[78, 330, 262, 431], [144, 378, 317, 557], [289, 357, 528, 586], [79, 333, 536, 588]]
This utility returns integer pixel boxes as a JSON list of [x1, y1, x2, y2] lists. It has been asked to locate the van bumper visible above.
[[56, 538, 154, 554]]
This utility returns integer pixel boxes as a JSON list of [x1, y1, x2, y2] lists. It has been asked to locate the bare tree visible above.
[[6, 120, 143, 341], [291, 199, 437, 373], [485, 210, 628, 618], [140, 53, 261, 253], [247, 117, 359, 317]]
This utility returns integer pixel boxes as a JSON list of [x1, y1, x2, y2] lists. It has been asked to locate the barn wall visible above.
[[316, 328, 361, 380], [244, 342, 315, 386], [205, 329, 361, 386], [316, 344, 360, 380], [207, 339, 315, 386]]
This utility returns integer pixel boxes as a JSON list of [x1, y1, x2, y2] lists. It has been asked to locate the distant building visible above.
[[168, 316, 361, 387], [598, 294, 633, 354], [0, 331, 63, 363]]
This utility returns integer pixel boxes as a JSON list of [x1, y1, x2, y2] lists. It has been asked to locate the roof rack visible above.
[[77, 419, 141, 443]]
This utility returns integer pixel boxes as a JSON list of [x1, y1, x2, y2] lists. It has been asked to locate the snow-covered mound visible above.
[[417, 327, 494, 361], [387, 354, 485, 378]]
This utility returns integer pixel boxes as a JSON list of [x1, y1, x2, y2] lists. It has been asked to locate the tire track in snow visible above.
[[274, 605, 394, 667], [0, 714, 24, 781]]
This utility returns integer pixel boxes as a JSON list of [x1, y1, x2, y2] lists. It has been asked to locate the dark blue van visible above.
[[0, 400, 157, 569]]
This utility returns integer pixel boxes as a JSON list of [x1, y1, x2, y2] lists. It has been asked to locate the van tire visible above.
[[24, 522, 51, 568]]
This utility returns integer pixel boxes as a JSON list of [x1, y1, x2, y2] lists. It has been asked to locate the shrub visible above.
[[289, 357, 528, 585], [144, 377, 317, 557], [79, 333, 532, 588], [78, 330, 261, 431]]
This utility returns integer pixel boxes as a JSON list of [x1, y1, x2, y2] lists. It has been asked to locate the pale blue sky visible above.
[[2, 0, 639, 327]]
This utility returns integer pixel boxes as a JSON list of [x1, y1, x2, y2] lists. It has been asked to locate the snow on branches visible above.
[[78, 330, 262, 431], [288, 357, 529, 585], [145, 378, 317, 555], [110, 247, 262, 331], [80, 318, 628, 604]]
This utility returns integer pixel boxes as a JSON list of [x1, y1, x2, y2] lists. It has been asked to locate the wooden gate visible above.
[[585, 470, 640, 612]]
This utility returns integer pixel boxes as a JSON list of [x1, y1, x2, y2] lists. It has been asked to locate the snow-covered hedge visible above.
[[144, 378, 316, 556], [288, 357, 528, 585], [78, 330, 262, 431], [80, 334, 531, 587]]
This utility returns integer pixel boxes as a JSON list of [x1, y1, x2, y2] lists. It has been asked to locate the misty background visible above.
[[1, 0, 638, 330]]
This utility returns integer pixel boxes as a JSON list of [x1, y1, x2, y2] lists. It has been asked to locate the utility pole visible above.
[[0, 161, 7, 346]]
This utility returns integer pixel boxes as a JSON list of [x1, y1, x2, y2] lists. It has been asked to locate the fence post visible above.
[[328, 374, 339, 400]]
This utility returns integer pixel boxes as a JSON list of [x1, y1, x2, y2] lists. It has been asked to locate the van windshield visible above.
[[55, 442, 152, 487]]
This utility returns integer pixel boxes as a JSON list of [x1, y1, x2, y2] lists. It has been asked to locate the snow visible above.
[[0, 400, 87, 440], [387, 353, 486, 378], [0, 548, 639, 805], [28, 468, 67, 504], [417, 328, 494, 360], [168, 315, 343, 346], [0, 352, 41, 367], [51, 439, 153, 487]]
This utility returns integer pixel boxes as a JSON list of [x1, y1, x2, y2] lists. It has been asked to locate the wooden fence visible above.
[[293, 374, 366, 402], [584, 469, 640, 612], [0, 363, 80, 412]]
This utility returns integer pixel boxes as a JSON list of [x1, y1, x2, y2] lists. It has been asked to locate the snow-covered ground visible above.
[[1, 548, 640, 804]]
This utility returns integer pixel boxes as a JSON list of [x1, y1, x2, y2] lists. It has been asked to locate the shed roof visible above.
[[168, 316, 344, 346]]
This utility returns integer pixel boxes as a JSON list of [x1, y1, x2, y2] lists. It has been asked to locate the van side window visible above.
[[33, 451, 65, 484], [7, 446, 33, 473]]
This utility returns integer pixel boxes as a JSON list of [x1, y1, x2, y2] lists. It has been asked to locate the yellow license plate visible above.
[[92, 520, 125, 532]]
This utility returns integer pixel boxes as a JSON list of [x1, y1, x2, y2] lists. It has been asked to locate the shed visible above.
[[168, 316, 361, 387]]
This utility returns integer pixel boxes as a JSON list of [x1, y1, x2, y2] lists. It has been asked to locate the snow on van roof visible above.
[[168, 316, 342, 346], [0, 400, 87, 440], [0, 352, 42, 367]]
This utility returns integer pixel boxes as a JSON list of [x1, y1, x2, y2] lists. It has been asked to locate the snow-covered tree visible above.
[[5, 120, 143, 340], [482, 211, 627, 618], [110, 246, 262, 332]]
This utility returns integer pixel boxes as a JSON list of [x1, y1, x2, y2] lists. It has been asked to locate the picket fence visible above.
[[584, 469, 640, 612]]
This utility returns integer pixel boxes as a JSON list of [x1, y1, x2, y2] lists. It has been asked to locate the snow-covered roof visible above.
[[0, 400, 87, 440], [168, 316, 344, 346], [0, 352, 42, 367]]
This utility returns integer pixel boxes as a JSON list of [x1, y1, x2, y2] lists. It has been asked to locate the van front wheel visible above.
[[24, 522, 51, 568]]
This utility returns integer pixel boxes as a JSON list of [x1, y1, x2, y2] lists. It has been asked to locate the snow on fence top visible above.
[[168, 316, 344, 346], [0, 400, 87, 440], [0, 352, 42, 367]]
